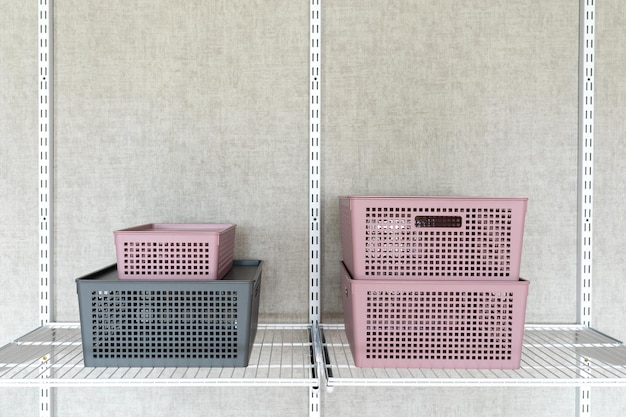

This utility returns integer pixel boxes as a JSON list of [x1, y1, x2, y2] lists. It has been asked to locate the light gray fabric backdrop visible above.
[[1, 1, 625, 415]]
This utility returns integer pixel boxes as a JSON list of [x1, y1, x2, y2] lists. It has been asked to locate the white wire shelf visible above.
[[6, 323, 626, 389], [321, 324, 626, 387], [0, 323, 318, 387]]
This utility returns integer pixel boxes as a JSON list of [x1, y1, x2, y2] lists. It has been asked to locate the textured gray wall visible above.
[[0, 2, 39, 350], [594, 0, 626, 346], [322, 387, 578, 417], [1, 0, 626, 416]]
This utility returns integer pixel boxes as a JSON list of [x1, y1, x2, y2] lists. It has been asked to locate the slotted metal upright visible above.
[[38, 1, 53, 416], [309, 1, 322, 416], [577, 0, 595, 415], [4, 0, 624, 416]]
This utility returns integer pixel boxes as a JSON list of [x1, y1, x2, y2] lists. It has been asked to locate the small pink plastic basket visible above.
[[114, 223, 236, 280], [341, 261, 529, 369], [340, 196, 528, 280]]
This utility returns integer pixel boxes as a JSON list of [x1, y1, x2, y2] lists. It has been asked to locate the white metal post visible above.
[[309, 0, 322, 416], [578, 0, 594, 331], [309, 0, 321, 329], [39, 1, 53, 417], [577, 0, 594, 416], [39, 0, 53, 328]]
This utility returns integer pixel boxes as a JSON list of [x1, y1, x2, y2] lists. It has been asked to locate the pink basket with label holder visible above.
[[340, 196, 528, 280], [114, 223, 236, 280], [341, 261, 529, 369]]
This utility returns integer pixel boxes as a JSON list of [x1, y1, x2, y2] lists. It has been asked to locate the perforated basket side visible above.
[[339, 198, 356, 277], [76, 261, 261, 367], [339, 196, 527, 281], [216, 225, 237, 280], [341, 261, 529, 369], [114, 223, 236, 280]]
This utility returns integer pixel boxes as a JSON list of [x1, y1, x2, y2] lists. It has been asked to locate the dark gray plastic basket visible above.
[[76, 260, 262, 367]]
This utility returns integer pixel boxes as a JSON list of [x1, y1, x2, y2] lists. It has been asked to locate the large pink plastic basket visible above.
[[114, 223, 236, 280], [340, 196, 528, 280], [341, 261, 529, 369]]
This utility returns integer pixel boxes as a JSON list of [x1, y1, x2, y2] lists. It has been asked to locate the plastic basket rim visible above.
[[339, 195, 528, 201], [114, 223, 236, 234], [75, 260, 262, 284], [341, 261, 530, 287]]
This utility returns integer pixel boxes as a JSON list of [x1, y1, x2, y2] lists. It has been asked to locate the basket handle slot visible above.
[[414, 215, 462, 228]]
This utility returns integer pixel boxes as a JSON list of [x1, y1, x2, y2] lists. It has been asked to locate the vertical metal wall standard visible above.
[[38, 0, 53, 330], [309, 0, 321, 328], [578, 0, 595, 416], [38, 1, 53, 417], [578, 0, 594, 331], [309, 1, 322, 416]]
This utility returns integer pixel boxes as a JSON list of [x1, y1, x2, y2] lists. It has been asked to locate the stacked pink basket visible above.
[[114, 223, 236, 280], [339, 196, 529, 369]]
